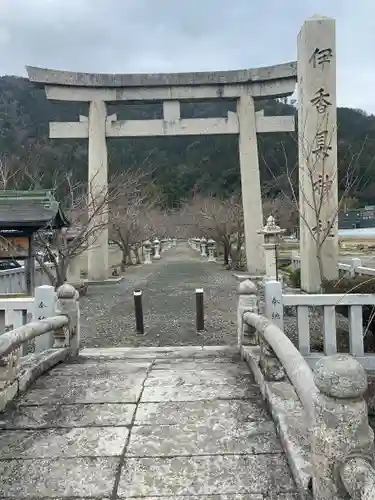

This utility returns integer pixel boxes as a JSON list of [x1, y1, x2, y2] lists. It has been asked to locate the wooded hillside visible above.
[[1, 75, 375, 207]]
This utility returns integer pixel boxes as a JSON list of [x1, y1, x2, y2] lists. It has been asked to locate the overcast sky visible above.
[[0, 0, 374, 113]]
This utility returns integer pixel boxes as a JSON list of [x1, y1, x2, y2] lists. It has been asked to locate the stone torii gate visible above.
[[26, 63, 296, 281]]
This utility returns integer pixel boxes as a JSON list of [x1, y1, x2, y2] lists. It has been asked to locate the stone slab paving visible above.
[[80, 244, 238, 348], [0, 347, 298, 499]]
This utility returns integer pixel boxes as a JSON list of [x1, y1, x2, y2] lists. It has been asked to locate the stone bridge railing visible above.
[[238, 279, 375, 500], [0, 262, 55, 295], [264, 280, 375, 370], [0, 283, 79, 412]]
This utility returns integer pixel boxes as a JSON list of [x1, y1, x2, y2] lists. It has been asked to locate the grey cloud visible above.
[[0, 0, 374, 112]]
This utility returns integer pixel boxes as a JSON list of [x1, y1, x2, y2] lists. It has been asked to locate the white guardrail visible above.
[[291, 253, 375, 278]]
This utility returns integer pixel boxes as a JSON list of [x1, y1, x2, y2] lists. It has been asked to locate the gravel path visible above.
[[80, 244, 238, 347]]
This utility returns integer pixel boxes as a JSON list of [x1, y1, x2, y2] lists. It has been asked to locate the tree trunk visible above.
[[135, 247, 141, 265], [54, 261, 67, 290], [223, 243, 229, 266], [316, 245, 325, 293], [119, 245, 132, 269], [121, 249, 127, 272], [126, 249, 133, 265]]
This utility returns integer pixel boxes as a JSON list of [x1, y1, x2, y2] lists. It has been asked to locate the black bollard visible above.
[[196, 288, 204, 332], [133, 289, 144, 334]]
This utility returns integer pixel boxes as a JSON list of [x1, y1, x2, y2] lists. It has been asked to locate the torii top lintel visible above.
[[26, 62, 296, 88], [26, 62, 297, 101]]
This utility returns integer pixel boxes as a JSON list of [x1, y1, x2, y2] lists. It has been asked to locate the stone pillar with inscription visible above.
[[298, 16, 338, 292]]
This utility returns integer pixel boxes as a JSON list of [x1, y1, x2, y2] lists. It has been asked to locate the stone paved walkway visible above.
[[80, 244, 238, 348], [0, 347, 298, 499]]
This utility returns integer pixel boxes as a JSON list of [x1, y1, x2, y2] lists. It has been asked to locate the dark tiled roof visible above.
[[0, 191, 70, 229]]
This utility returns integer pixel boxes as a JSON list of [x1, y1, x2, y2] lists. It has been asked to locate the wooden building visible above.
[[0, 191, 69, 294]]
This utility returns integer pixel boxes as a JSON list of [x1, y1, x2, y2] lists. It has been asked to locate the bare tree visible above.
[[262, 195, 298, 234], [142, 208, 170, 240], [109, 181, 163, 268], [262, 127, 372, 289], [34, 170, 144, 288], [0, 155, 20, 190], [183, 194, 244, 267], [164, 208, 194, 241], [0, 155, 160, 286]]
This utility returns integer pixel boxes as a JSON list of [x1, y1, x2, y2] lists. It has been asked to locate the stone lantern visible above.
[[193, 237, 200, 251], [200, 237, 208, 257], [160, 238, 167, 252], [207, 239, 216, 262], [153, 238, 161, 260], [257, 215, 285, 280], [172, 237, 177, 247], [143, 240, 152, 264]]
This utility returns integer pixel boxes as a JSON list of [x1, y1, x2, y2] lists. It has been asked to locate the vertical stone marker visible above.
[[298, 16, 338, 292], [87, 100, 109, 281]]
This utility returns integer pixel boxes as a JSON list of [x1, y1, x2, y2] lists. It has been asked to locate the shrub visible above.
[[278, 259, 291, 269], [322, 275, 375, 336], [322, 275, 375, 294], [290, 268, 301, 288], [230, 250, 247, 272], [280, 263, 293, 274]]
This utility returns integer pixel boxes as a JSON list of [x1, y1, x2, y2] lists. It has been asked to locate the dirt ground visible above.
[[80, 243, 238, 348]]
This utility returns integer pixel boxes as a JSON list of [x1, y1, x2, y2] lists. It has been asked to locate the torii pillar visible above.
[[238, 98, 266, 275], [87, 100, 109, 281]]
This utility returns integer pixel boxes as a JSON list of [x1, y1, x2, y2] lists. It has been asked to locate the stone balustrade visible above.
[[0, 285, 58, 356], [264, 279, 375, 370], [237, 278, 375, 500], [0, 283, 80, 412], [340, 457, 375, 499]]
